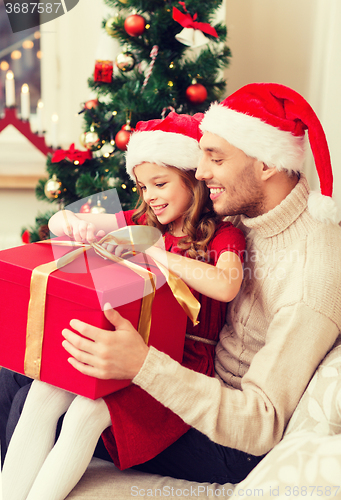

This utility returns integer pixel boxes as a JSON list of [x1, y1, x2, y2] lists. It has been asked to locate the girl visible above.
[[2, 112, 245, 500]]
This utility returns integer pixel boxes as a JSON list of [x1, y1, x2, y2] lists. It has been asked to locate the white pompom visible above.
[[308, 191, 341, 224]]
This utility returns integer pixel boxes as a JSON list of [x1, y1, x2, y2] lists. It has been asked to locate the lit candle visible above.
[[36, 100, 44, 134], [51, 114, 59, 149], [21, 83, 30, 120], [5, 70, 15, 107]]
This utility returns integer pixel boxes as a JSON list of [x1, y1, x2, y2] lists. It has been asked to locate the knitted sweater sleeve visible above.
[[133, 303, 339, 456]]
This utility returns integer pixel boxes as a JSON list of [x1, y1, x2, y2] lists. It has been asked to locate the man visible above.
[[1, 83, 341, 485]]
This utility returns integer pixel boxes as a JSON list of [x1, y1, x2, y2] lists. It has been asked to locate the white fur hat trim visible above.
[[308, 191, 341, 224], [125, 130, 202, 180], [200, 103, 306, 173]]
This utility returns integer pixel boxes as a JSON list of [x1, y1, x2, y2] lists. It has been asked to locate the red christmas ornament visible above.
[[80, 202, 91, 213], [115, 125, 133, 151], [124, 14, 146, 37], [186, 82, 207, 104], [22, 229, 31, 244], [84, 99, 98, 110]]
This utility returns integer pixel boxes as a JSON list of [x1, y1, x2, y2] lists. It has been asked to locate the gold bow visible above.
[[24, 225, 200, 380]]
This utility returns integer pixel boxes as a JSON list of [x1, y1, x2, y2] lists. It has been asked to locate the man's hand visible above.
[[62, 305, 149, 380]]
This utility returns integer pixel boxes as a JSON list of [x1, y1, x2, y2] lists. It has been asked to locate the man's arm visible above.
[[62, 302, 339, 456]]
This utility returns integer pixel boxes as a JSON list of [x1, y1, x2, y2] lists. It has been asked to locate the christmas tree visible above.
[[22, 0, 230, 242]]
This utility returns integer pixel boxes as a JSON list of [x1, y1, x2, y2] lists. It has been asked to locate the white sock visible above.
[[2, 380, 76, 500], [26, 396, 111, 500]]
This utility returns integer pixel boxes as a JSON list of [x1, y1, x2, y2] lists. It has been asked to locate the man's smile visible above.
[[208, 187, 225, 200]]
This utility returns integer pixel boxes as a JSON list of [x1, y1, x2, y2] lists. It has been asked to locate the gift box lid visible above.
[[0, 240, 167, 311]]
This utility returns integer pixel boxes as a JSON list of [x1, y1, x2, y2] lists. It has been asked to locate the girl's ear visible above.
[[260, 163, 277, 181]]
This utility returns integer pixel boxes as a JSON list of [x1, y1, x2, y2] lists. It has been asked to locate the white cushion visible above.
[[232, 344, 341, 499]]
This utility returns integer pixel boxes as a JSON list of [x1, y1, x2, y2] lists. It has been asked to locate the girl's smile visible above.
[[150, 203, 168, 216]]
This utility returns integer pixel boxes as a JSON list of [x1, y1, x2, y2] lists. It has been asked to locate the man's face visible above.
[[196, 132, 265, 218]]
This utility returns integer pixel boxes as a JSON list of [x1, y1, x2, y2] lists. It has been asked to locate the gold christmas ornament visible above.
[[44, 174, 61, 199], [116, 51, 135, 72], [91, 199, 107, 214], [105, 16, 119, 37], [84, 130, 101, 151]]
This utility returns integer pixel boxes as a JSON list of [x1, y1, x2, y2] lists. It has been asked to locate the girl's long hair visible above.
[[131, 166, 221, 261]]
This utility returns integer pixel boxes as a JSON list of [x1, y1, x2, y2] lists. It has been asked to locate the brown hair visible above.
[[131, 166, 221, 261]]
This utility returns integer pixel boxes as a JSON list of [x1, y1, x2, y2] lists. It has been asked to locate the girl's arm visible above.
[[48, 210, 120, 242], [146, 246, 243, 302]]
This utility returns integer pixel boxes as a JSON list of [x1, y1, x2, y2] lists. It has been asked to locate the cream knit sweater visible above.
[[133, 175, 341, 456]]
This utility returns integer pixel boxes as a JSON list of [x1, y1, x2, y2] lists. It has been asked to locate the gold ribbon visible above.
[[24, 225, 200, 380]]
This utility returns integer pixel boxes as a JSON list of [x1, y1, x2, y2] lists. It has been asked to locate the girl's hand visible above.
[[49, 210, 106, 243], [100, 242, 130, 257], [66, 219, 105, 243], [102, 235, 165, 259]]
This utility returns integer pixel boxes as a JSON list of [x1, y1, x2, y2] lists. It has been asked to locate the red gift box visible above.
[[0, 240, 188, 399], [94, 60, 113, 83]]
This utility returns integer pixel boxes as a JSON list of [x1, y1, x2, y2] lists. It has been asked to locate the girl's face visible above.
[[134, 162, 192, 236]]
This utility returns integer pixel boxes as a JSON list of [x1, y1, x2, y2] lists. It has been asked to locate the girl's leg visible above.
[[26, 395, 111, 500], [2, 380, 76, 500]]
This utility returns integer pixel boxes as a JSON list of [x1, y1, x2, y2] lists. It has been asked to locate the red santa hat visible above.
[[125, 112, 203, 179], [200, 83, 340, 224]]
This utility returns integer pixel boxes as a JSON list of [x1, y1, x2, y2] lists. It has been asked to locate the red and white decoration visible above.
[[141, 45, 159, 91], [1, 69, 56, 154], [0, 107, 52, 156], [172, 3, 218, 48]]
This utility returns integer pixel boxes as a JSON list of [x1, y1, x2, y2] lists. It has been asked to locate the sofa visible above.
[[66, 341, 341, 499]]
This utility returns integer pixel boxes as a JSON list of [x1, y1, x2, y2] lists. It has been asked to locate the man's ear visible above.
[[260, 163, 277, 181]]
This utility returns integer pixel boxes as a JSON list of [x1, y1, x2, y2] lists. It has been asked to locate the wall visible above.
[[0, 189, 51, 250], [224, 0, 341, 206], [225, 0, 317, 96]]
